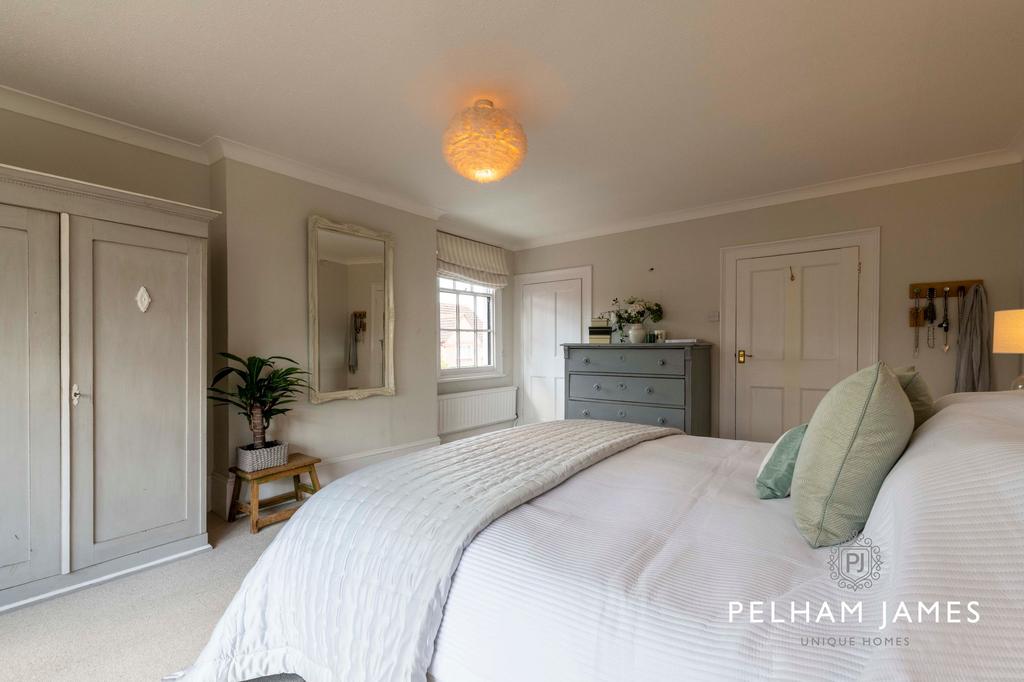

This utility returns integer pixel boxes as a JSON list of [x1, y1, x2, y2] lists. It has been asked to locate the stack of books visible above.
[[588, 318, 613, 344]]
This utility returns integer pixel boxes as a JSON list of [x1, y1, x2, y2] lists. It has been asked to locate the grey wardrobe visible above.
[[0, 163, 217, 610]]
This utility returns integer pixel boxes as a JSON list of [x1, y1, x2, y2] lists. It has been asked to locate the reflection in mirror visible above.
[[308, 216, 394, 402]]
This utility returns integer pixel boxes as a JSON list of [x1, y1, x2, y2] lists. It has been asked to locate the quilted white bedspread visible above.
[[429, 392, 1024, 681], [172, 420, 677, 682]]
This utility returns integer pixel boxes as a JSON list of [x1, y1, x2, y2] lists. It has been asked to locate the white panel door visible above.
[[735, 247, 859, 442], [520, 278, 583, 423], [370, 283, 385, 387], [70, 216, 206, 570], [0, 204, 60, 590]]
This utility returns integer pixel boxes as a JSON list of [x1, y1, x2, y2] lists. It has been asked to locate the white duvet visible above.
[[172, 420, 676, 682], [179, 392, 1024, 681], [430, 393, 1024, 681]]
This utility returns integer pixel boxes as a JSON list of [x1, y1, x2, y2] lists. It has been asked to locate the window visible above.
[[438, 276, 500, 378]]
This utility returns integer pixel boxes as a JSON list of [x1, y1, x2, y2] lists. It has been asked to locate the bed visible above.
[[176, 393, 1024, 681]]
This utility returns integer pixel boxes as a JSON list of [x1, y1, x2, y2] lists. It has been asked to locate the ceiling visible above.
[[2, 1, 1024, 249]]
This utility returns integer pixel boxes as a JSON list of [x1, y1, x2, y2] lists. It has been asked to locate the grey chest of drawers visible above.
[[562, 342, 712, 436]]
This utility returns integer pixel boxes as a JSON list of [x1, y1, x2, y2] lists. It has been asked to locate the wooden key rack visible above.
[[907, 279, 982, 327]]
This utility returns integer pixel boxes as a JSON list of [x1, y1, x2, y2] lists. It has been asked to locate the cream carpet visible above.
[[0, 514, 299, 681]]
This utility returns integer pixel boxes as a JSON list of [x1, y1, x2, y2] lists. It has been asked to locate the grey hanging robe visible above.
[[954, 283, 991, 392]]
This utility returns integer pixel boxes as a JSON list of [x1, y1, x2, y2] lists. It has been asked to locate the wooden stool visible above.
[[229, 453, 322, 533]]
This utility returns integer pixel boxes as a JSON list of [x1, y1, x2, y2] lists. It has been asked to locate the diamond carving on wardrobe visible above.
[[135, 286, 152, 313]]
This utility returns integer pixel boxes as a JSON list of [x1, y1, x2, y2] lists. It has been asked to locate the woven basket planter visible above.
[[236, 440, 289, 473]]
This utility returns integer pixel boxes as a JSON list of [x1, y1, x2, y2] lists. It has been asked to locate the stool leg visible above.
[[293, 474, 303, 501], [249, 480, 261, 534], [308, 465, 322, 492], [228, 474, 242, 522]]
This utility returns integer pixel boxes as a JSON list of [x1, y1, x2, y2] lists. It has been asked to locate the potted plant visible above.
[[606, 297, 664, 343], [208, 353, 309, 472]]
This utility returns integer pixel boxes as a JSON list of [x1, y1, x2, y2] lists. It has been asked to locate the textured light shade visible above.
[[442, 99, 526, 183], [993, 309, 1024, 353]]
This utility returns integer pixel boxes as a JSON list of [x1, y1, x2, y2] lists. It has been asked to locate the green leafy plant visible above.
[[208, 353, 309, 449]]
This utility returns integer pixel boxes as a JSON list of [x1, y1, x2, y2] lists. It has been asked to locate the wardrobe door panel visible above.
[[70, 216, 205, 569], [0, 204, 60, 590]]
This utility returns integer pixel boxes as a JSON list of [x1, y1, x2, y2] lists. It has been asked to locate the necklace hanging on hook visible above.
[[913, 286, 921, 358], [924, 287, 937, 349]]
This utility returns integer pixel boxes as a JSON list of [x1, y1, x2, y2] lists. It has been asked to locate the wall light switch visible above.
[[708, 310, 720, 323]]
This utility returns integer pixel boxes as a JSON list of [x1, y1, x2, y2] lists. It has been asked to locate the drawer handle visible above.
[[658, 359, 667, 366], [581, 409, 591, 417], [658, 417, 667, 425], [617, 409, 626, 417], [618, 383, 627, 391], [582, 357, 591, 364], [645, 386, 654, 394], [593, 383, 602, 391]]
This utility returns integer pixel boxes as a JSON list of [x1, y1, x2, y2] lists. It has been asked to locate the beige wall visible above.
[[515, 163, 1024, 434], [216, 160, 439, 485], [0, 110, 514, 498], [5, 105, 1018, 467], [0, 109, 209, 207]]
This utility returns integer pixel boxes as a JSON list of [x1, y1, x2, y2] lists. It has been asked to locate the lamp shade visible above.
[[993, 309, 1024, 353], [442, 99, 526, 183]]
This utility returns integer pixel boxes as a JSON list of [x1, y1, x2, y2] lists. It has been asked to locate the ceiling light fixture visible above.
[[442, 99, 527, 183]]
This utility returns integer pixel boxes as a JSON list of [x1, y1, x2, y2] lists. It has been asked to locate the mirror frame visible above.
[[307, 215, 395, 402]]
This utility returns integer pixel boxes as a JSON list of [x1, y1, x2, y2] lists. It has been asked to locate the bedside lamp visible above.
[[993, 309, 1024, 390]]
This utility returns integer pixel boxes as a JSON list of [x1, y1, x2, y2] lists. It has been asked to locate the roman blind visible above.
[[437, 231, 512, 288]]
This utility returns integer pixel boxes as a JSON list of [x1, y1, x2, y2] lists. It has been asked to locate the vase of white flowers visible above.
[[605, 297, 664, 344]]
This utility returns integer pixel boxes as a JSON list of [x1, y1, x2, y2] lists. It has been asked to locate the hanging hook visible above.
[[789, 266, 795, 282]]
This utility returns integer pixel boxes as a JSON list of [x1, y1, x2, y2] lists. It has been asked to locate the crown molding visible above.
[[202, 136, 442, 220], [0, 161, 219, 223], [0, 85, 443, 220], [515, 148, 1024, 250], [3, 84, 1021, 247], [0, 85, 209, 164]]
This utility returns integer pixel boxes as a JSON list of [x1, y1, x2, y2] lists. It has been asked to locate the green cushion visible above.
[[755, 424, 808, 499], [893, 365, 936, 429], [791, 363, 914, 548]]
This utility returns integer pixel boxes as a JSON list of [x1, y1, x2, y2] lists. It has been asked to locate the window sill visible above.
[[438, 370, 506, 383]]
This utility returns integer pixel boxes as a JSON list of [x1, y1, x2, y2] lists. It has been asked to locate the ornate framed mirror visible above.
[[307, 215, 395, 402]]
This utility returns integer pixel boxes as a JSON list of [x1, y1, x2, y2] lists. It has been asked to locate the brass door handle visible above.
[[737, 350, 755, 364]]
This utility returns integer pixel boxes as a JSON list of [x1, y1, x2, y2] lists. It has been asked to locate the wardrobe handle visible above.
[[71, 384, 86, 407]]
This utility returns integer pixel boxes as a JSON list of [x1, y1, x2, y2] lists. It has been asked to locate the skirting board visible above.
[[209, 436, 441, 519], [0, 534, 210, 613]]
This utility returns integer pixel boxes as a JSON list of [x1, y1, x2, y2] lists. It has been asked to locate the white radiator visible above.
[[438, 386, 518, 436]]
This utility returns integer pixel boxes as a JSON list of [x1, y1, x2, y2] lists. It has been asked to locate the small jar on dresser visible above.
[[562, 342, 712, 436]]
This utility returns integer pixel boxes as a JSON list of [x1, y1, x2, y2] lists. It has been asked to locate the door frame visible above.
[[719, 227, 879, 439], [514, 265, 593, 421]]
